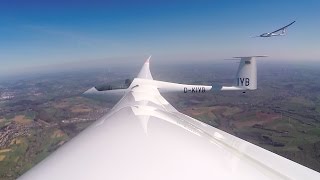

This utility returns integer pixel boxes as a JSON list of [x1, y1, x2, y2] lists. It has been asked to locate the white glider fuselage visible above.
[[18, 57, 320, 180], [260, 33, 285, 37]]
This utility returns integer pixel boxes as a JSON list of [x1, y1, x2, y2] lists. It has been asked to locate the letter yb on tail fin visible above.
[[233, 56, 267, 90]]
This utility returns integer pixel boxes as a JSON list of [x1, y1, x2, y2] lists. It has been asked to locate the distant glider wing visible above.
[[271, 21, 296, 34]]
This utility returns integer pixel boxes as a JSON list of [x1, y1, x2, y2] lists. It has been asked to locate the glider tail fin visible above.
[[233, 56, 267, 90]]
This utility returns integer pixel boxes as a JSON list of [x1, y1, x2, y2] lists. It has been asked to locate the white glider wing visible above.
[[19, 58, 320, 180]]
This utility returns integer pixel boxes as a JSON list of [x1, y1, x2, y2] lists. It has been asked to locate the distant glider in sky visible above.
[[253, 21, 296, 38]]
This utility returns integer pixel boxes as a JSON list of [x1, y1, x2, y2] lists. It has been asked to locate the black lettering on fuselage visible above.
[[197, 87, 201, 92], [202, 87, 206, 93], [183, 87, 206, 93], [191, 87, 196, 93]]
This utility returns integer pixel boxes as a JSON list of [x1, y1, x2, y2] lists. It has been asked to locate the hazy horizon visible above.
[[2, 56, 320, 83]]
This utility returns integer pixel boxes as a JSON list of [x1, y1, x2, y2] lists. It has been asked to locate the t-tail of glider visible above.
[[233, 56, 266, 90], [219, 56, 266, 91]]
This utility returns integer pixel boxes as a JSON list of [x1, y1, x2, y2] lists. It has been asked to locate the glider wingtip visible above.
[[146, 55, 152, 64], [290, 20, 296, 25]]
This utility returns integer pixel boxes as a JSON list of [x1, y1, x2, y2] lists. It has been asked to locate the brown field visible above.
[[10, 138, 22, 145], [12, 115, 32, 125], [70, 105, 91, 113], [53, 101, 69, 108], [51, 129, 65, 139], [0, 155, 6, 161], [233, 112, 280, 128], [0, 149, 11, 153]]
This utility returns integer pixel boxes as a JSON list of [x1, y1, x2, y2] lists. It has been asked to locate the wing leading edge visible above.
[[19, 57, 320, 180]]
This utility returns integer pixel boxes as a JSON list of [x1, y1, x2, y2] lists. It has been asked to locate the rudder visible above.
[[233, 56, 267, 90]]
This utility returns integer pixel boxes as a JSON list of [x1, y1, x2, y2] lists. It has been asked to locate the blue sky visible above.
[[1, 0, 320, 75]]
